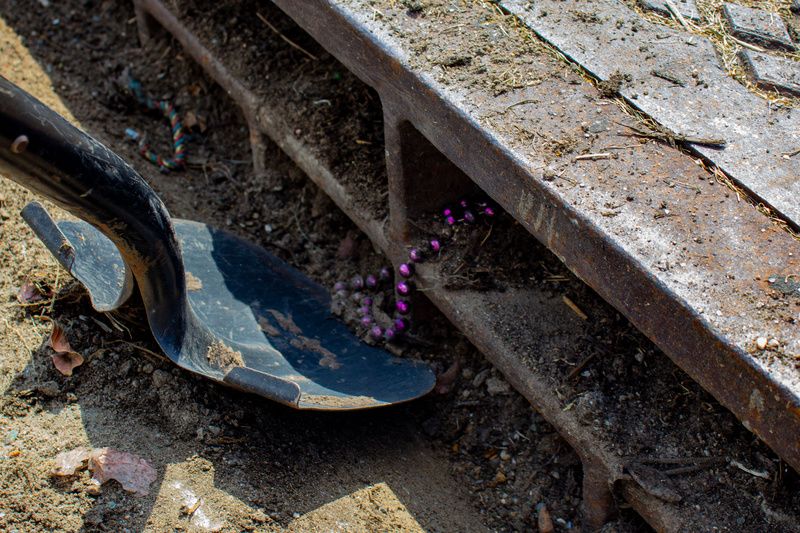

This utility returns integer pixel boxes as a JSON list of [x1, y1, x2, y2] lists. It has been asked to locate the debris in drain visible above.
[[47, 323, 84, 376], [52, 447, 157, 496]]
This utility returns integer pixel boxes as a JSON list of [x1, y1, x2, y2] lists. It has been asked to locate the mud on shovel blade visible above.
[[0, 75, 435, 410]]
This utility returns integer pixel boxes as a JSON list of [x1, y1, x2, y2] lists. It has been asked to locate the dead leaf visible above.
[[53, 447, 157, 496], [89, 448, 157, 496], [47, 324, 84, 376], [52, 447, 91, 476], [16, 282, 46, 304]]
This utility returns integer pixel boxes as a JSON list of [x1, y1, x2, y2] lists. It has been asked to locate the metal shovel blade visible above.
[[23, 203, 435, 410], [1, 75, 433, 411]]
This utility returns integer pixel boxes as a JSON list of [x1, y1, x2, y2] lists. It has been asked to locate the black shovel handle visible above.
[[0, 76, 189, 350]]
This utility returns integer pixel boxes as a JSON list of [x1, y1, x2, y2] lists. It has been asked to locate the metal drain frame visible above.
[[131, 0, 800, 529]]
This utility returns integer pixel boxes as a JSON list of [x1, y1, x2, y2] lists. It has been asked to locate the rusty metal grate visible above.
[[132, 0, 800, 529]]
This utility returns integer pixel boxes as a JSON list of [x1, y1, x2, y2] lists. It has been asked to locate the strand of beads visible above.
[[332, 198, 496, 344]]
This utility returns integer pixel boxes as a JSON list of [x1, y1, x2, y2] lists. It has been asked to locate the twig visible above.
[[651, 69, 686, 87], [574, 152, 612, 161], [783, 147, 800, 158], [664, 1, 690, 30], [256, 12, 318, 61], [637, 456, 725, 465], [730, 460, 770, 479], [615, 121, 726, 148], [47, 268, 60, 315], [567, 352, 598, 380], [562, 296, 588, 320], [506, 98, 538, 111], [106, 339, 164, 362], [479, 225, 493, 247], [728, 35, 766, 53]]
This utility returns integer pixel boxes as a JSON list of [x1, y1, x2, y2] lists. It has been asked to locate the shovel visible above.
[[0, 76, 434, 410]]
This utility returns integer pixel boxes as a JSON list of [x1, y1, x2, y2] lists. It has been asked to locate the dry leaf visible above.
[[52, 447, 156, 496], [89, 448, 157, 496], [48, 324, 84, 376], [16, 282, 45, 304], [53, 447, 91, 476]]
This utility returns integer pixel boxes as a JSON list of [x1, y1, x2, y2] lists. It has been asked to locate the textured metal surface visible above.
[[132, 0, 800, 528], [740, 49, 800, 97], [723, 3, 796, 51], [639, 0, 701, 21], [502, 0, 800, 228]]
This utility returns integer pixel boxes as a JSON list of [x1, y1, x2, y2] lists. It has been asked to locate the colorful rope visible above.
[[125, 78, 187, 173]]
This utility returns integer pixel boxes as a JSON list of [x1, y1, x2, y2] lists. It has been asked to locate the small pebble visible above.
[[756, 337, 768, 350], [767, 339, 780, 349]]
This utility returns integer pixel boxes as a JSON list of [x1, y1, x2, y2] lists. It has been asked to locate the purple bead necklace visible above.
[[333, 198, 495, 343]]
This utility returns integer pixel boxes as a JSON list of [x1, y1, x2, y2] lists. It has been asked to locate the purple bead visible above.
[[384, 327, 396, 341], [429, 239, 441, 252], [351, 291, 364, 302], [393, 317, 408, 332], [459, 199, 469, 208], [360, 315, 373, 327], [333, 281, 347, 292], [361, 297, 373, 307], [398, 263, 414, 278], [483, 206, 495, 217], [397, 281, 412, 296], [358, 305, 371, 316], [350, 275, 364, 290], [409, 248, 423, 263], [379, 267, 391, 281], [365, 274, 378, 289], [369, 325, 384, 339], [445, 215, 456, 226], [443, 208, 452, 217], [463, 210, 475, 223], [395, 300, 410, 315]]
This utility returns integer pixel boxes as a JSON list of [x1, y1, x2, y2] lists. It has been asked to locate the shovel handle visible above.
[[0, 75, 189, 346]]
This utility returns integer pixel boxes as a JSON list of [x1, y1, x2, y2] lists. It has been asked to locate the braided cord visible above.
[[125, 78, 187, 173]]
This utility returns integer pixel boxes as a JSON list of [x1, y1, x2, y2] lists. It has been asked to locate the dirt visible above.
[[0, 1, 633, 532], [206, 341, 243, 371], [171, 0, 390, 220]]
